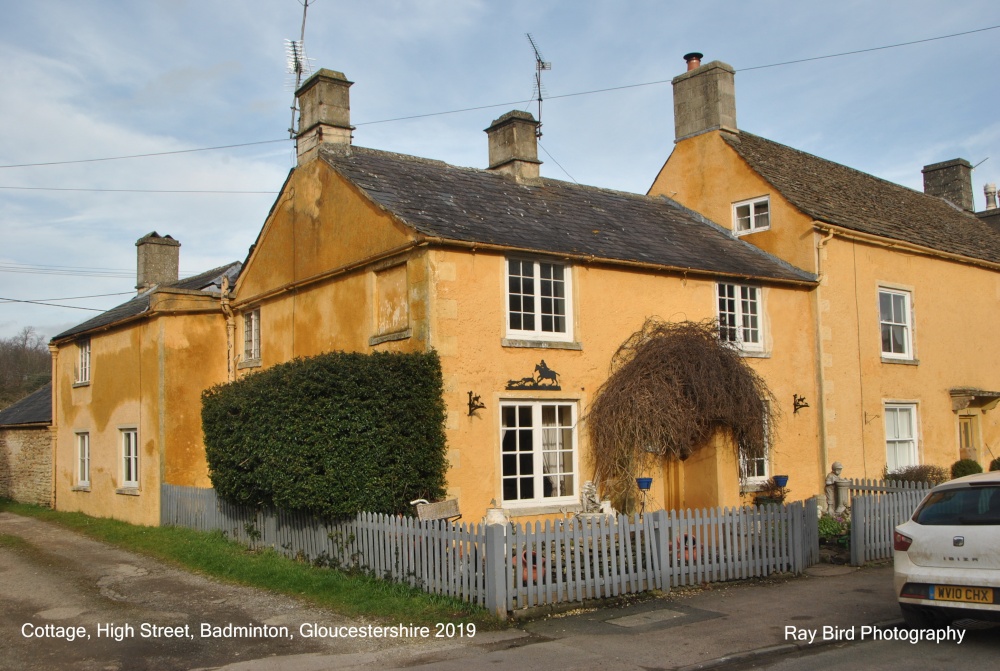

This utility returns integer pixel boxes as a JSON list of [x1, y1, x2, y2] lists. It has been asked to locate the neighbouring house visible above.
[[0, 382, 53, 506], [651, 53, 1000, 486], [49, 233, 240, 525]]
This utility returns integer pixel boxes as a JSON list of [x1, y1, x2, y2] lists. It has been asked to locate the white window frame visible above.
[[739, 409, 770, 485], [505, 258, 574, 342], [499, 401, 578, 508], [717, 283, 764, 352], [121, 428, 139, 489], [732, 196, 770, 235], [878, 288, 913, 360], [884, 403, 919, 472], [76, 339, 91, 384], [76, 432, 90, 487], [243, 308, 261, 362]]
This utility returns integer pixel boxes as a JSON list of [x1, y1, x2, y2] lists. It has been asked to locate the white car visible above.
[[894, 471, 1000, 627]]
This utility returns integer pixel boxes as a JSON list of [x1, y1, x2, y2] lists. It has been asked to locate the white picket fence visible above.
[[161, 485, 818, 615], [849, 481, 931, 566]]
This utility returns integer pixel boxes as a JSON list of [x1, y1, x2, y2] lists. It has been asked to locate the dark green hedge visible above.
[[202, 351, 447, 518]]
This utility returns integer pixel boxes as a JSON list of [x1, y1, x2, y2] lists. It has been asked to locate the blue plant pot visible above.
[[773, 475, 789, 488], [636, 477, 653, 491]]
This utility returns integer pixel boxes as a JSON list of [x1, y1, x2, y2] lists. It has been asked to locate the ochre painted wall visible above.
[[652, 128, 1000, 486], [426, 248, 820, 522], [53, 297, 228, 525]]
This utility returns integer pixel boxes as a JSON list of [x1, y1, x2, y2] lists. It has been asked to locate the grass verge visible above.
[[0, 500, 503, 629]]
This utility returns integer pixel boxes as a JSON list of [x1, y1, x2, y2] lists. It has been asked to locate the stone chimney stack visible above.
[[672, 53, 737, 142], [295, 69, 354, 165], [485, 111, 542, 181], [922, 159, 974, 212], [136, 232, 180, 293]]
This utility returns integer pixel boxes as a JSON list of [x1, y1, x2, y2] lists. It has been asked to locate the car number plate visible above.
[[932, 585, 993, 604]]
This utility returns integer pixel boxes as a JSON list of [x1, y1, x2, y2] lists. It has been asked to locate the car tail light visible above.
[[894, 531, 912, 551]]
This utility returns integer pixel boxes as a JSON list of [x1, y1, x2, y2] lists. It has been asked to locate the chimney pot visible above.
[[683, 52, 703, 71], [985, 183, 998, 211], [922, 159, 974, 212], [485, 110, 542, 181], [136, 232, 180, 294], [295, 68, 354, 165]]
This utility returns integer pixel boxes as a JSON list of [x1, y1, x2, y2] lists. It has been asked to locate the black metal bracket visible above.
[[467, 391, 486, 416], [793, 394, 810, 414]]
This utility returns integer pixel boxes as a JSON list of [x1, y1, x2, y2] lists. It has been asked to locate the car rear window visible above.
[[913, 486, 1000, 525]]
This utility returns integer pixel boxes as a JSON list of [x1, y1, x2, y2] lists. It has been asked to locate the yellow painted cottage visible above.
[[49, 68, 823, 524], [651, 53, 1000, 486]]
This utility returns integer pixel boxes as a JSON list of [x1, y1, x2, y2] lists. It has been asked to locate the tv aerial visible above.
[[526, 33, 551, 138], [286, 0, 316, 138]]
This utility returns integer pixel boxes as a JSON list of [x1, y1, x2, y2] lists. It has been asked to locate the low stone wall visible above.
[[0, 427, 53, 506]]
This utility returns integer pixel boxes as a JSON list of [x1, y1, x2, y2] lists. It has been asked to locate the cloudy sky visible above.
[[1, 0, 997, 340]]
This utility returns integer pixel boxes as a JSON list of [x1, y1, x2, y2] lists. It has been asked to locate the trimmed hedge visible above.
[[202, 351, 447, 518]]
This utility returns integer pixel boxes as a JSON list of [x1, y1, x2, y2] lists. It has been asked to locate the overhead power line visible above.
[[0, 186, 279, 194], [0, 291, 134, 304], [0, 297, 106, 311], [0, 24, 995, 170]]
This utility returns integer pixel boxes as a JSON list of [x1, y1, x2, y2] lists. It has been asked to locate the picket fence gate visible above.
[[849, 481, 931, 566], [161, 485, 818, 615]]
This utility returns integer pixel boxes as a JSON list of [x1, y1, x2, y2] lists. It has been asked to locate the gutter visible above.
[[813, 222, 1000, 272]]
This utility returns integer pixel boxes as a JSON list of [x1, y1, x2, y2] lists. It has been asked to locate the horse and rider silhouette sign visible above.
[[506, 360, 561, 391]]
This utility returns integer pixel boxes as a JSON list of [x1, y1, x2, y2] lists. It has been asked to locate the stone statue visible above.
[[581, 481, 602, 513], [825, 462, 849, 514]]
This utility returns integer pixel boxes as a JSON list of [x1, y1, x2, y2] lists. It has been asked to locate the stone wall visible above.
[[0, 427, 52, 506]]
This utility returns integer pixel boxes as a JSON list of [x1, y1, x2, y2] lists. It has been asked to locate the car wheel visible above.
[[900, 604, 949, 628]]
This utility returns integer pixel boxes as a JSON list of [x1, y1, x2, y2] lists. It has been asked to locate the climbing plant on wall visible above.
[[587, 319, 777, 513]]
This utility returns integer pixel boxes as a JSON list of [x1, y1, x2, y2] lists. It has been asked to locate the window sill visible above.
[[502, 338, 582, 351], [115, 487, 140, 496], [503, 503, 582, 517], [72, 381, 90, 388], [881, 357, 919, 366], [369, 328, 412, 346], [738, 349, 770, 359], [734, 227, 770, 236], [237, 358, 261, 370], [71, 485, 91, 492]]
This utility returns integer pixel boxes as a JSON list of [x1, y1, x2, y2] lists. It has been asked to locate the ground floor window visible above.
[[500, 401, 577, 505], [884, 404, 918, 472], [76, 432, 90, 487], [121, 428, 139, 488]]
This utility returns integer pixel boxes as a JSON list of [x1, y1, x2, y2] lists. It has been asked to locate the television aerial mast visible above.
[[285, 0, 315, 138], [526, 33, 551, 139]]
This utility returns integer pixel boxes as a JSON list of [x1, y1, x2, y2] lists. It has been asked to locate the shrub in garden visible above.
[[951, 459, 983, 479], [202, 350, 447, 518], [883, 464, 948, 486], [990, 457, 1000, 472]]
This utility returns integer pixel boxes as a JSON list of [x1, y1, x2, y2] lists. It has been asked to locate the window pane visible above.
[[753, 200, 769, 228], [735, 204, 751, 231], [879, 292, 893, 322]]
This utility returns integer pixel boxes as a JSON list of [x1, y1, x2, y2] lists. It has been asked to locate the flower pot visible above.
[[773, 475, 789, 488], [636, 477, 653, 491]]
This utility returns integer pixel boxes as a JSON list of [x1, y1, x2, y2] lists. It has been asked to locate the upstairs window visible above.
[[506, 259, 572, 341], [717, 283, 763, 352], [879, 288, 912, 360], [243, 309, 261, 362], [733, 197, 770, 234], [76, 339, 91, 384]]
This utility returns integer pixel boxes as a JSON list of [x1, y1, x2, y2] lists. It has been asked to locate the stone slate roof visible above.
[[321, 146, 815, 284], [52, 262, 242, 341], [723, 132, 1000, 265], [0, 383, 51, 427]]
